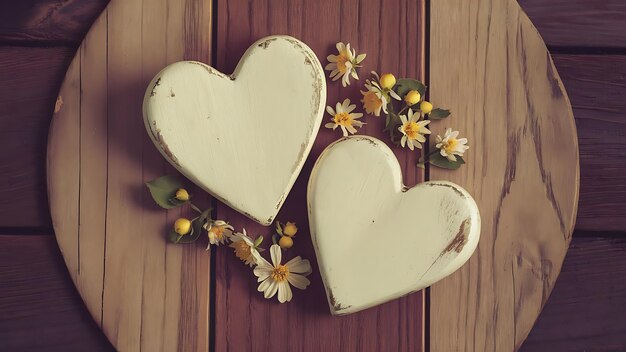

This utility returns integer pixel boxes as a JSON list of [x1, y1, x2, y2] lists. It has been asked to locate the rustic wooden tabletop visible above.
[[0, 1, 624, 351]]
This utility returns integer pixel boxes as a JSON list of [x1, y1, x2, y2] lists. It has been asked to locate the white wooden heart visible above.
[[308, 136, 481, 315], [143, 36, 326, 225]]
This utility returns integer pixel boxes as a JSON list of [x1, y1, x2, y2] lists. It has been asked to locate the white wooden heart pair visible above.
[[143, 35, 480, 315]]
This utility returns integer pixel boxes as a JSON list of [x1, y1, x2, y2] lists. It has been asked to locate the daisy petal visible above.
[[286, 257, 312, 274], [253, 267, 273, 282], [278, 281, 291, 303], [258, 278, 272, 292], [270, 244, 282, 267], [265, 280, 278, 299], [288, 273, 311, 290]]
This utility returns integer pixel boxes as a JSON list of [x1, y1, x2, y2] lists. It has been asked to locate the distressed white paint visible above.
[[143, 36, 326, 225], [308, 136, 481, 315]]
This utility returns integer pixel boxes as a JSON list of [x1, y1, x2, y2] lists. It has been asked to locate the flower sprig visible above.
[[145, 175, 312, 303], [324, 41, 470, 170], [363, 71, 468, 169]]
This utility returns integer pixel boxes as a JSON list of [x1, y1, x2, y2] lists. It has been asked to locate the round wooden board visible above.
[[428, 1, 579, 350], [47, 0, 578, 351], [47, 1, 213, 351]]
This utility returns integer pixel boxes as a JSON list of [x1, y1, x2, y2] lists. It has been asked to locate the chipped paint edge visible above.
[[307, 135, 481, 315], [142, 35, 327, 226]]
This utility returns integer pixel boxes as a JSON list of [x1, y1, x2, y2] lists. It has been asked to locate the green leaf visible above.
[[429, 108, 451, 119], [146, 175, 184, 209], [254, 235, 264, 247], [384, 111, 400, 132], [429, 153, 465, 170], [168, 230, 183, 244], [168, 197, 187, 207], [394, 78, 426, 100]]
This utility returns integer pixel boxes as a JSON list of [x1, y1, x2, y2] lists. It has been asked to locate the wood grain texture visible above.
[[518, 0, 626, 49], [0, 0, 109, 45], [0, 235, 114, 351], [5, 13, 626, 233], [214, 0, 425, 351], [4, 234, 622, 352], [429, 1, 579, 351], [552, 55, 626, 231], [47, 0, 212, 350], [521, 236, 626, 351], [0, 46, 74, 228]]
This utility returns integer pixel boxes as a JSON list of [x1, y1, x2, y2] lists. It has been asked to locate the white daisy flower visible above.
[[361, 79, 388, 116], [325, 42, 366, 87], [253, 244, 312, 303], [229, 229, 260, 266], [204, 220, 234, 248], [398, 109, 431, 150], [324, 98, 365, 137], [435, 128, 469, 161], [360, 72, 401, 116]]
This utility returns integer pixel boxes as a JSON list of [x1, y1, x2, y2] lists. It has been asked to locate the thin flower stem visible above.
[[418, 149, 440, 164], [398, 105, 409, 115], [189, 201, 203, 214]]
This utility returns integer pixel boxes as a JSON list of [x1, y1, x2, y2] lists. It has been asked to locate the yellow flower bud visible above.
[[404, 90, 421, 106], [174, 218, 192, 235], [175, 188, 190, 201], [379, 73, 396, 90], [283, 222, 298, 237], [420, 100, 433, 114], [278, 235, 293, 249]]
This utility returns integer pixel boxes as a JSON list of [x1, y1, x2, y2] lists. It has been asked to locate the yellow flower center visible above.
[[334, 112, 353, 127], [336, 53, 349, 73], [444, 138, 459, 154], [233, 240, 252, 261], [362, 91, 383, 114], [271, 265, 290, 282], [403, 121, 421, 140], [209, 225, 225, 240]]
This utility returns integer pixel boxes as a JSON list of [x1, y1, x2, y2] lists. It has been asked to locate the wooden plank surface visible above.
[[0, 0, 620, 351], [4, 234, 623, 352], [429, 1, 579, 351], [0, 234, 113, 351], [46, 1, 212, 350], [3, 7, 626, 233], [521, 236, 626, 351], [518, 0, 626, 49], [0, 0, 109, 45], [552, 55, 626, 231], [0, 46, 74, 228], [214, 0, 425, 351]]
